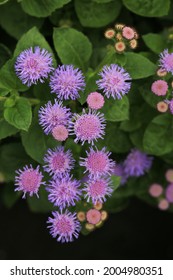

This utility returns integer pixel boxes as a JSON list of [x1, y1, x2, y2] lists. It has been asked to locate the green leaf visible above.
[[97, 122, 132, 153], [104, 196, 129, 213], [123, 0, 170, 17], [0, 1, 43, 40], [120, 105, 142, 132], [0, 0, 9, 4], [27, 187, 54, 213], [78, 69, 98, 105], [75, 0, 122, 27], [0, 119, 18, 140], [21, 107, 58, 164], [0, 58, 28, 93], [0, 44, 11, 68], [101, 96, 129, 122], [143, 114, 173, 155], [21, 0, 71, 17], [4, 97, 32, 131], [0, 143, 32, 182], [2, 183, 21, 208], [142, 33, 167, 54], [111, 175, 121, 190], [125, 52, 156, 79], [53, 27, 92, 71]]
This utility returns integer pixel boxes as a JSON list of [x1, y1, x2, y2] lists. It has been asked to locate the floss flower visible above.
[[80, 147, 115, 178], [49, 65, 85, 100], [47, 175, 82, 209], [69, 109, 106, 145], [151, 80, 168, 96], [15, 165, 45, 198], [47, 210, 81, 243], [15, 46, 53, 86], [38, 100, 71, 135], [43, 146, 75, 177], [123, 149, 153, 177], [159, 49, 173, 74], [84, 177, 113, 204], [86, 92, 105, 110], [96, 64, 131, 99], [52, 125, 69, 141]]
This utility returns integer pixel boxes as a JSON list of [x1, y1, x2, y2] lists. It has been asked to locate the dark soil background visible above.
[[0, 198, 173, 260]]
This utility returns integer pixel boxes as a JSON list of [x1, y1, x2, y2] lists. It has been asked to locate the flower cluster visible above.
[[151, 49, 173, 114], [104, 24, 138, 53], [148, 168, 173, 211], [14, 46, 127, 243]]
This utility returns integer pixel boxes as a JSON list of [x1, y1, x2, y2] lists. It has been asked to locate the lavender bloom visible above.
[[43, 146, 75, 178], [47, 210, 81, 243], [123, 149, 153, 177], [165, 184, 173, 203], [49, 65, 85, 100], [38, 99, 71, 135], [80, 147, 115, 179], [159, 49, 173, 74], [96, 64, 131, 99], [15, 165, 45, 198], [84, 177, 113, 204], [69, 109, 106, 145], [15, 46, 53, 86], [47, 175, 82, 209]]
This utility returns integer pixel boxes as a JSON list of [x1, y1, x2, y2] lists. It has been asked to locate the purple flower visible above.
[[47, 210, 81, 243], [49, 65, 85, 100], [96, 64, 131, 99], [43, 146, 75, 177], [47, 175, 82, 209], [15, 46, 53, 86], [69, 109, 106, 145], [38, 99, 71, 135], [159, 49, 173, 74], [123, 149, 153, 177], [84, 177, 113, 204], [169, 99, 173, 114], [15, 165, 45, 198], [80, 147, 115, 178]]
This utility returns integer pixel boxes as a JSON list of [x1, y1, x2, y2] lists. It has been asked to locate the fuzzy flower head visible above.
[[49, 65, 85, 100], [86, 92, 105, 110], [151, 80, 168, 96], [122, 26, 135, 40], [47, 210, 81, 243], [84, 177, 113, 204], [157, 101, 168, 113], [86, 209, 101, 225], [80, 147, 115, 178], [52, 125, 69, 141], [47, 175, 82, 209], [96, 64, 131, 99], [15, 165, 45, 198], [43, 146, 75, 177], [124, 149, 153, 177], [38, 100, 71, 135], [69, 109, 106, 145], [149, 183, 163, 198], [159, 49, 173, 74], [15, 46, 53, 86]]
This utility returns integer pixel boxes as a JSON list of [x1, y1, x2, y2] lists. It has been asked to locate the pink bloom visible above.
[[69, 109, 105, 145], [15, 165, 45, 198], [80, 147, 115, 178], [86, 209, 101, 225], [122, 26, 135, 40], [84, 177, 113, 204], [149, 183, 163, 197], [87, 92, 105, 110], [151, 80, 168, 96], [52, 125, 68, 141]]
